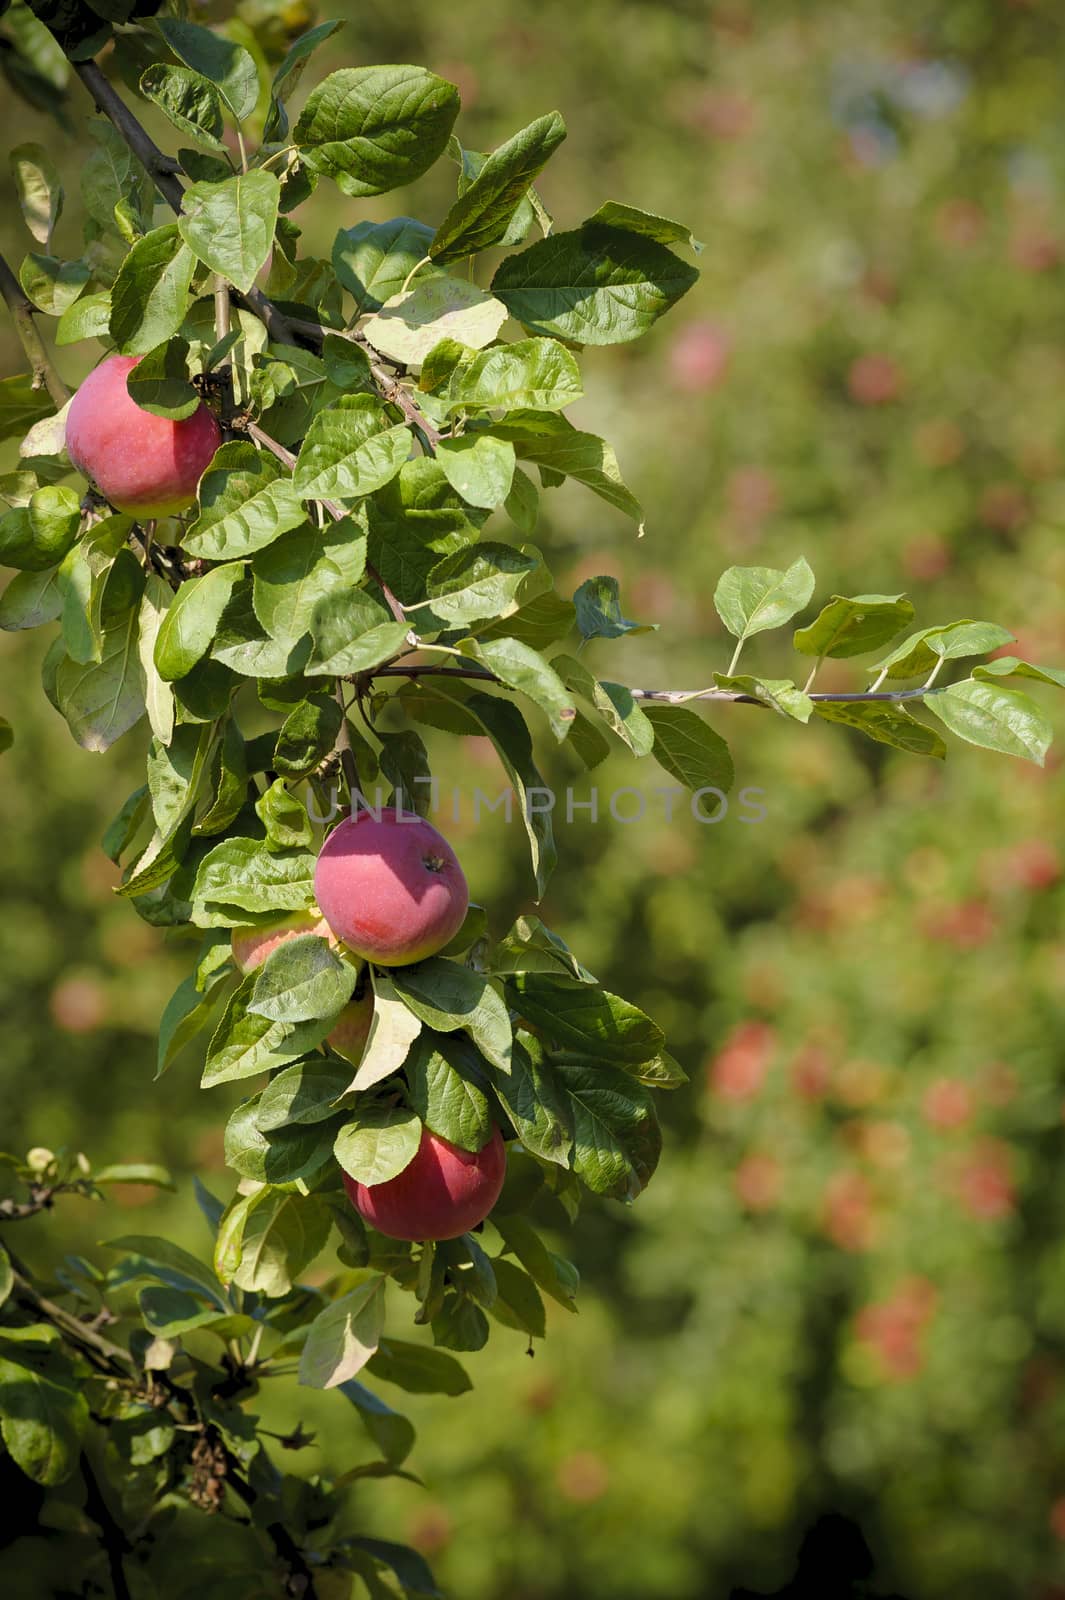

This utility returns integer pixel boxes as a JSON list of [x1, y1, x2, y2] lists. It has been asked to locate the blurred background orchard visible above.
[[4, 0, 1065, 1595]]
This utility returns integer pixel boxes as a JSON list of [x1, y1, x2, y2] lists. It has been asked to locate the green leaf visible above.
[[573, 575, 656, 642], [185, 440, 306, 561], [137, 576, 175, 745], [793, 593, 916, 659], [333, 217, 436, 316], [393, 959, 512, 1075], [812, 699, 947, 758], [55, 292, 112, 346], [713, 674, 813, 721], [923, 679, 1053, 765], [493, 1036, 574, 1167], [191, 837, 316, 923], [868, 620, 1015, 681], [420, 542, 542, 628], [406, 1031, 492, 1152], [54, 608, 145, 751], [1, 485, 82, 572], [436, 434, 515, 510], [82, 121, 144, 238], [257, 1057, 355, 1131], [367, 1337, 471, 1395], [156, 969, 230, 1078], [295, 66, 461, 198], [714, 557, 815, 644], [431, 1292, 489, 1353], [255, 778, 313, 851], [431, 112, 567, 263], [231, 1190, 332, 1297], [18, 252, 89, 316], [552, 1059, 661, 1200], [506, 972, 663, 1064], [348, 972, 423, 1091], [0, 1351, 87, 1485], [293, 393, 410, 503], [973, 656, 1065, 690], [551, 654, 654, 754], [125, 334, 200, 419], [492, 223, 698, 345], [178, 170, 280, 295], [339, 1380, 415, 1465], [300, 1275, 387, 1389], [93, 1163, 175, 1189], [0, 1243, 11, 1305], [252, 518, 367, 649], [480, 588, 575, 651], [204, 979, 334, 1085], [440, 687, 557, 895], [643, 703, 734, 797], [928, 621, 1015, 662], [0, 375, 54, 445], [138, 1286, 252, 1339], [494, 914, 596, 984], [466, 635, 576, 741], [445, 337, 582, 414], [156, 17, 260, 122], [583, 200, 703, 253], [366, 457, 485, 604], [263, 18, 346, 141], [493, 1213, 578, 1310], [224, 1099, 333, 1185], [249, 933, 357, 1023], [334, 1107, 422, 1186], [362, 278, 508, 368], [139, 63, 227, 152], [490, 413, 643, 525], [274, 691, 343, 779], [103, 1234, 227, 1308], [503, 464, 539, 534], [154, 563, 245, 681], [10, 142, 62, 249], [109, 224, 196, 356], [488, 1257, 546, 1337], [306, 588, 408, 676]]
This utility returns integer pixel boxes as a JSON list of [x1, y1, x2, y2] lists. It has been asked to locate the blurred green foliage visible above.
[[4, 1, 1065, 1596]]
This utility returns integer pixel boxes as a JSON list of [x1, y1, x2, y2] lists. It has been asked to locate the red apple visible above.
[[66, 354, 221, 518], [314, 810, 469, 966], [343, 1124, 506, 1241]]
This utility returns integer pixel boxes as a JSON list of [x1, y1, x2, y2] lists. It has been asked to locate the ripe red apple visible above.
[[343, 1124, 506, 1241], [314, 810, 469, 966], [66, 354, 221, 518]]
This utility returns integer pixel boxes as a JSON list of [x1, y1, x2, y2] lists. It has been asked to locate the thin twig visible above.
[[80, 1450, 133, 1600], [73, 58, 302, 349], [11, 1270, 132, 1376], [74, 60, 186, 211], [224, 1451, 319, 1599], [0, 252, 69, 408], [366, 662, 947, 707]]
